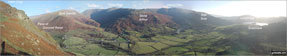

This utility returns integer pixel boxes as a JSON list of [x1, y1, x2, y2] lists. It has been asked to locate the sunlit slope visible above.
[[31, 10, 102, 33], [0, 1, 69, 55]]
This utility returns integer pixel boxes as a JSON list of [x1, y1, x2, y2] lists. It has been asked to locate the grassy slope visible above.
[[0, 1, 68, 55]]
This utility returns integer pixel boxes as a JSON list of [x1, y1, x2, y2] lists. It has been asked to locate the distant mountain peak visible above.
[[31, 9, 101, 32]]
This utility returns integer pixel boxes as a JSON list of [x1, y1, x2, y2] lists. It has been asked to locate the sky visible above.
[[3, 0, 286, 17]]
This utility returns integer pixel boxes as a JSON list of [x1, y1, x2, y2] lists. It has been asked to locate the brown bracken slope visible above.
[[0, 1, 70, 55], [110, 11, 177, 34], [31, 10, 101, 33]]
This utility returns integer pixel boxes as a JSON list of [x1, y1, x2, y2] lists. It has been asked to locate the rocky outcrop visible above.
[[0, 1, 70, 55]]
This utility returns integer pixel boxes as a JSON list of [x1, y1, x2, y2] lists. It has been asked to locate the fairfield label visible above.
[[58, 12, 76, 16]]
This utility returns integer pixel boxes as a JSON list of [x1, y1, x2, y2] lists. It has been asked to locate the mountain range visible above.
[[31, 10, 101, 33], [1, 1, 286, 55]]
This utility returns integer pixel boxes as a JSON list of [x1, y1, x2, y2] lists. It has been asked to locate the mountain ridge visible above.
[[83, 8, 232, 34], [31, 9, 101, 33]]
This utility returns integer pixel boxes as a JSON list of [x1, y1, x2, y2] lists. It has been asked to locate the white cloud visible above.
[[205, 1, 286, 17], [8, 1, 23, 4], [68, 7, 76, 10], [108, 3, 123, 8], [162, 5, 169, 8], [87, 3, 102, 8], [132, 1, 167, 9], [55, 6, 60, 8], [132, 4, 137, 8], [143, 0, 150, 3], [165, 4, 183, 8], [45, 9, 50, 13]]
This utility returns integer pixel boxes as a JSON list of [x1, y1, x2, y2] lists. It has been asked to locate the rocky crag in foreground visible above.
[[0, 1, 70, 55]]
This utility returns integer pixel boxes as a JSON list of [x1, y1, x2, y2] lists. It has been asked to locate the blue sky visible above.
[[2, 0, 286, 17]]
